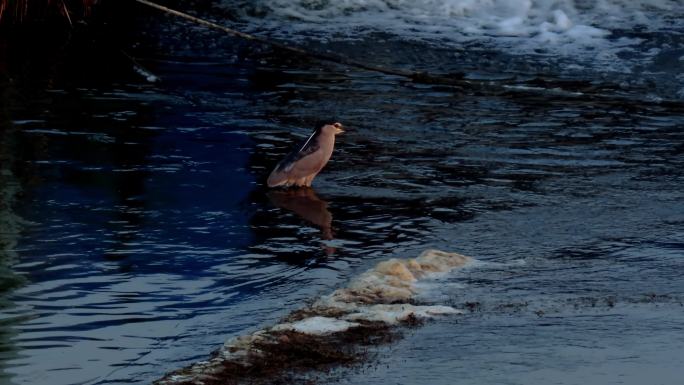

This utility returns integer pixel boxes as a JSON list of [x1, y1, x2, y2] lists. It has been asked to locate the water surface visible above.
[[1, 1, 683, 384]]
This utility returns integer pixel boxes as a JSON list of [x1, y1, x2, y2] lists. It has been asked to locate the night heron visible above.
[[267, 122, 344, 188]]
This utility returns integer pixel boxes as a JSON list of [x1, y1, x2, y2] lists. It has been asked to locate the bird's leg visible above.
[[304, 175, 314, 187]]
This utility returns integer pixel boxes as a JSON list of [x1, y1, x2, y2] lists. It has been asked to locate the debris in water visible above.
[[272, 317, 360, 335], [155, 249, 472, 385]]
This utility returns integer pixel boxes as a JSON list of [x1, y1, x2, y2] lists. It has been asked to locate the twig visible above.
[[120, 49, 160, 83], [61, 0, 72, 26]]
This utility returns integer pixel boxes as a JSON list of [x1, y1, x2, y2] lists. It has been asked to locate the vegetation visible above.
[[0, 0, 96, 24]]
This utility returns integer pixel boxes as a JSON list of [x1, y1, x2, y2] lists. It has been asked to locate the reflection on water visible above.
[[268, 188, 335, 256], [0, 6, 683, 385]]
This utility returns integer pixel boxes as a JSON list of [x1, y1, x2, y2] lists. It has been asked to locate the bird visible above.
[[267, 121, 344, 188]]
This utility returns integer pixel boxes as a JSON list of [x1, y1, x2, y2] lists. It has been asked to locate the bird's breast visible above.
[[318, 135, 336, 166]]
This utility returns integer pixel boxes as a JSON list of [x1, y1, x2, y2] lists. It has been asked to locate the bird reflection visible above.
[[267, 188, 336, 254]]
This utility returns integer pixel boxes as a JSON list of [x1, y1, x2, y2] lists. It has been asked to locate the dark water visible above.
[[1, 3, 684, 385]]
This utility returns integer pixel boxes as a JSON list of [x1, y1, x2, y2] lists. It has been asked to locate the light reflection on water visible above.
[[1, 14, 684, 385]]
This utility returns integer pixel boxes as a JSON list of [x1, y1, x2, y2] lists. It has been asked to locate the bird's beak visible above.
[[335, 126, 345, 134]]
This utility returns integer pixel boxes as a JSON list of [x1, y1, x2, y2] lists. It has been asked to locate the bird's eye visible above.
[[333, 123, 341, 128]]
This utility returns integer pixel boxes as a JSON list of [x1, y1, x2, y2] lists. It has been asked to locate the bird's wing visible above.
[[275, 131, 320, 173], [296, 130, 318, 156], [267, 131, 322, 187]]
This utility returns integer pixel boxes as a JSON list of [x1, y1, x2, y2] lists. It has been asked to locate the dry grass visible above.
[[0, 0, 97, 24]]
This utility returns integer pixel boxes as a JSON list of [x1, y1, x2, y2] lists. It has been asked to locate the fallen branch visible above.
[[133, 0, 470, 86]]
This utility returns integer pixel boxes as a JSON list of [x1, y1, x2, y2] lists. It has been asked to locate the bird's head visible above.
[[332, 122, 345, 135], [318, 121, 345, 135]]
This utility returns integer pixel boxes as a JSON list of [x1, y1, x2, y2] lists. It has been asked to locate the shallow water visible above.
[[1, 2, 684, 385]]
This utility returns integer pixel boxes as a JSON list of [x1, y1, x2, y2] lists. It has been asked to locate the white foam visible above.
[[226, 0, 684, 73], [239, 0, 680, 36], [157, 249, 473, 384], [220, 332, 268, 359], [316, 249, 472, 306], [294, 249, 472, 326], [343, 304, 463, 324], [272, 317, 360, 335]]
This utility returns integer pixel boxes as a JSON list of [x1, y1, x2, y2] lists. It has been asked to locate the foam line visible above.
[[155, 249, 473, 385]]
